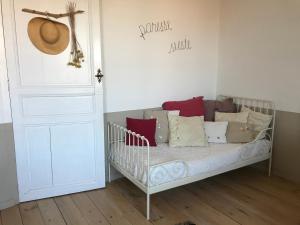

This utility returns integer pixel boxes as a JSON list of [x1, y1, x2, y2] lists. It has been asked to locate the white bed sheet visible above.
[[111, 140, 271, 187]]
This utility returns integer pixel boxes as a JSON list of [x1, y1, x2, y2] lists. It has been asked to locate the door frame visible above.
[[0, 0, 12, 124]]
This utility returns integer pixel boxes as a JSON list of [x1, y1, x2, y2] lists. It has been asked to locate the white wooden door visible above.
[[2, 0, 105, 202]]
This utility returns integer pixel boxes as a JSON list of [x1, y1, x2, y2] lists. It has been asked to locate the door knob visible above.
[[95, 69, 104, 84]]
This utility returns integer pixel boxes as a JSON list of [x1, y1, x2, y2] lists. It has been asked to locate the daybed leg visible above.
[[108, 162, 111, 183], [268, 158, 272, 177], [146, 193, 150, 220]]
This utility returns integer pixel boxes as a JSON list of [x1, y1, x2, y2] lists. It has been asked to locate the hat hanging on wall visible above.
[[27, 17, 70, 55]]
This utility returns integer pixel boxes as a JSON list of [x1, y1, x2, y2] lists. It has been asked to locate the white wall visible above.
[[102, 0, 220, 113], [0, 4, 12, 123], [217, 0, 300, 113]]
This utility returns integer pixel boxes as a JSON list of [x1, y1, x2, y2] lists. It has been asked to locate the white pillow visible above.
[[215, 111, 249, 123], [168, 115, 208, 147], [204, 121, 228, 144]]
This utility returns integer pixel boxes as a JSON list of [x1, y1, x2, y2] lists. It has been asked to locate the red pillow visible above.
[[126, 118, 157, 147], [162, 96, 204, 117]]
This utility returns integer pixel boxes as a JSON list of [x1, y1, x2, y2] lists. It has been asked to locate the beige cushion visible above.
[[215, 111, 249, 123], [144, 110, 169, 143], [226, 122, 258, 143], [168, 115, 208, 147], [241, 106, 273, 132]]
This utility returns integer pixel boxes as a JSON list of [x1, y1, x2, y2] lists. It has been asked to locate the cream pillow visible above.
[[241, 106, 273, 132], [215, 111, 249, 123], [168, 115, 208, 147], [204, 121, 228, 144], [168, 110, 180, 116]]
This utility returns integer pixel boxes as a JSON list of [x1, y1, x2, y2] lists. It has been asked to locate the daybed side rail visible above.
[[252, 128, 272, 142], [107, 122, 150, 188]]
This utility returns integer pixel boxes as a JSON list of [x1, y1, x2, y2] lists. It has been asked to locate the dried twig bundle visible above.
[[67, 1, 84, 68]]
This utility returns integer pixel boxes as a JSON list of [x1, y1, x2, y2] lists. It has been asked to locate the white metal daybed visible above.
[[107, 96, 275, 220]]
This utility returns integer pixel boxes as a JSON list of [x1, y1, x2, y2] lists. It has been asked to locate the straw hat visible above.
[[27, 17, 70, 55]]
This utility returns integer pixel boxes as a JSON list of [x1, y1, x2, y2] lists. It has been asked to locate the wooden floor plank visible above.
[[185, 180, 273, 225], [110, 179, 161, 221], [239, 168, 300, 194], [55, 195, 89, 225], [212, 174, 300, 224], [226, 169, 300, 206], [111, 179, 173, 224], [87, 189, 133, 225], [160, 187, 240, 225], [1, 168, 299, 225], [1, 206, 23, 225], [37, 198, 66, 225], [104, 185, 153, 225], [19, 201, 45, 225], [114, 179, 191, 225], [71, 192, 110, 225], [205, 178, 299, 225]]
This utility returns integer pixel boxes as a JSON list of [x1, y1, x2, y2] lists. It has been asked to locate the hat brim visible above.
[[28, 17, 70, 55]]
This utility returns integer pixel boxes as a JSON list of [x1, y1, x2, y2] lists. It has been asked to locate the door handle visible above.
[[95, 69, 104, 84]]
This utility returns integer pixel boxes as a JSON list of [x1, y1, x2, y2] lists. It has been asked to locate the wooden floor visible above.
[[1, 168, 300, 225]]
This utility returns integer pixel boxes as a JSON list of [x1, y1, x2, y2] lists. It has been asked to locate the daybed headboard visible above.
[[217, 95, 275, 116], [217, 95, 276, 141]]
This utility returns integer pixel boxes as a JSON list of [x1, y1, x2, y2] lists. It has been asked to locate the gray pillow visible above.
[[144, 110, 169, 143], [204, 98, 237, 121], [226, 122, 258, 143]]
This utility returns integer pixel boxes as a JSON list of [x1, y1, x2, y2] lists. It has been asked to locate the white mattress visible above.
[[111, 140, 271, 187]]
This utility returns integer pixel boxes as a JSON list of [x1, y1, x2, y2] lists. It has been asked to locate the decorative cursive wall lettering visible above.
[[168, 38, 192, 54], [138, 20, 172, 40]]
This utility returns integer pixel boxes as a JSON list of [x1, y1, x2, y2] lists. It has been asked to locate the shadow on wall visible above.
[[0, 123, 19, 209]]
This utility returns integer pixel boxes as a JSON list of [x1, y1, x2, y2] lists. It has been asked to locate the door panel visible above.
[[51, 123, 96, 185], [22, 96, 95, 116], [14, 0, 92, 87], [2, 0, 105, 202], [26, 126, 52, 190]]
